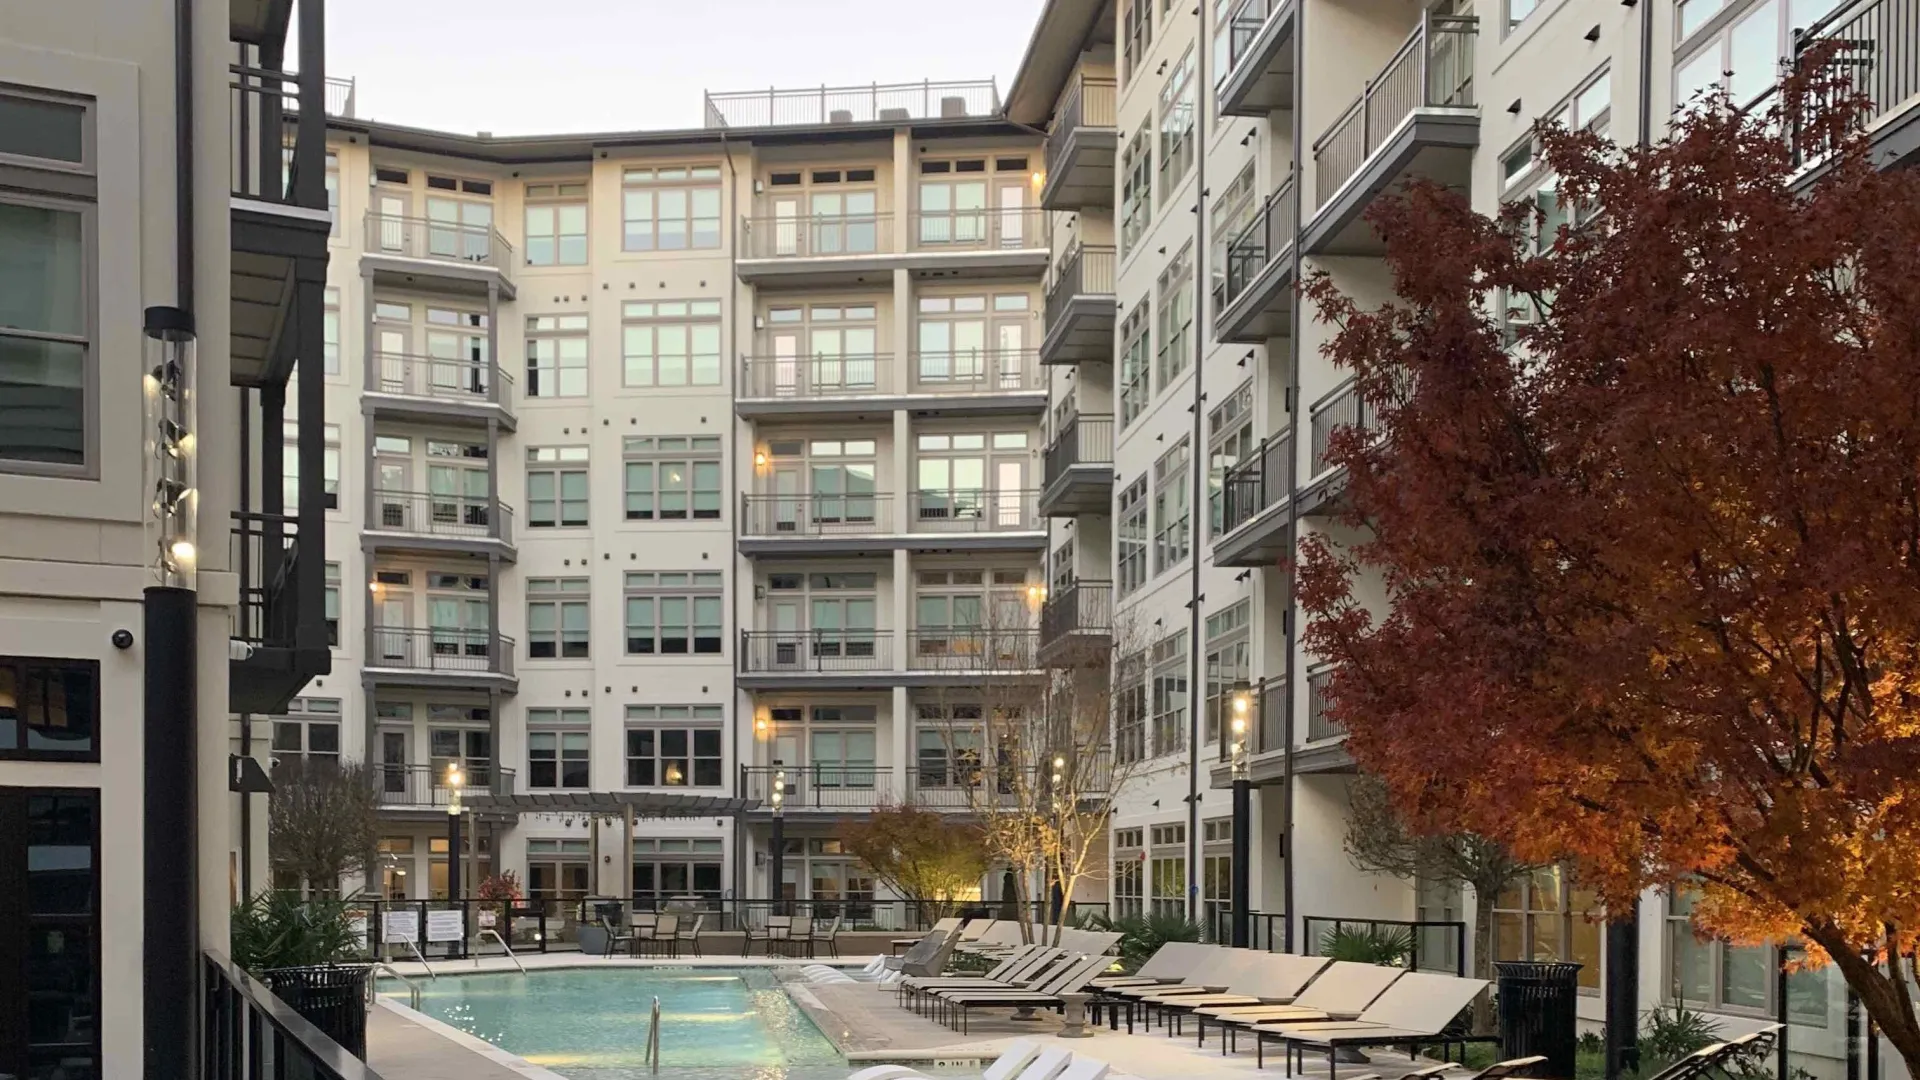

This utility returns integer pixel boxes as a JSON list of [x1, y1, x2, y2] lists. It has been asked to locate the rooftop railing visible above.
[[704, 80, 1001, 128]]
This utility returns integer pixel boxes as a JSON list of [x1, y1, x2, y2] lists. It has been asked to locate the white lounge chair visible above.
[[1253, 971, 1491, 1076], [1088, 941, 1216, 989], [845, 1038, 1042, 1080]]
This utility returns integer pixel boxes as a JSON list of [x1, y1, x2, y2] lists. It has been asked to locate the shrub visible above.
[[1318, 924, 1414, 966], [231, 891, 362, 974]]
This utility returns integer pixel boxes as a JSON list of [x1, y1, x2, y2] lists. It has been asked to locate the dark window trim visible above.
[[0, 656, 101, 763], [0, 786, 102, 1078]]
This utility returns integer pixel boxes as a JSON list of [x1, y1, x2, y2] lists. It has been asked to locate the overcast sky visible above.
[[319, 0, 1047, 135]]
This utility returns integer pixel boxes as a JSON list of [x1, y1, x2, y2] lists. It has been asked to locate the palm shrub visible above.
[[1076, 912, 1203, 971], [230, 890, 363, 974], [1318, 924, 1414, 966]]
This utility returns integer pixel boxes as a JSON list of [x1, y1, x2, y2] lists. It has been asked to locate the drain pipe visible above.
[[1185, 8, 1213, 928], [1280, 0, 1307, 957]]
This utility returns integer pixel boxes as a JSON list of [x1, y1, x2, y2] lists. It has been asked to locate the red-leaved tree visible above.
[[1297, 52, 1920, 1066]]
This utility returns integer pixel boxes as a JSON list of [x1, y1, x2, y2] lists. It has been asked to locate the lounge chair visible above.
[[1101, 947, 1258, 1001], [956, 918, 997, 942], [1398, 1055, 1548, 1080], [1088, 941, 1216, 989], [1146, 953, 1332, 1036], [1193, 959, 1405, 1048], [1253, 971, 1490, 1076], [846, 1038, 1044, 1080], [930, 953, 1114, 1033], [900, 948, 1068, 1013], [891, 916, 963, 956], [892, 930, 956, 979]]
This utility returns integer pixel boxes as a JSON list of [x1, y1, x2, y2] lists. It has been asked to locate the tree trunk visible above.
[[1471, 890, 1498, 1036], [1807, 927, 1920, 1080]]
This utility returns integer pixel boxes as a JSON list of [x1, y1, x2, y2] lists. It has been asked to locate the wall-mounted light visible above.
[[143, 306, 197, 591], [753, 449, 769, 469], [1027, 583, 1049, 608], [1030, 170, 1046, 189]]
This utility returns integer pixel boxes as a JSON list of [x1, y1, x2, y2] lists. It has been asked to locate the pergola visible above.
[[463, 790, 762, 897]]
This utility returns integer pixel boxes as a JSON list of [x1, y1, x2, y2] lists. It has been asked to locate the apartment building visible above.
[[282, 83, 1058, 916], [1012, 0, 1917, 1069]]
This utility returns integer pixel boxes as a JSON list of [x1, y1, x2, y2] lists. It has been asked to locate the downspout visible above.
[[1281, 0, 1307, 956], [1186, 8, 1212, 927], [1636, 0, 1655, 147], [176, 0, 195, 313]]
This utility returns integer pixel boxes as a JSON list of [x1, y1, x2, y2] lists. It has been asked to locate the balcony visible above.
[[738, 630, 892, 680], [364, 628, 516, 692], [1796, 0, 1920, 171], [739, 766, 893, 813], [1213, 430, 1295, 566], [364, 490, 515, 561], [736, 207, 1047, 285], [1214, 177, 1298, 344], [1216, 0, 1299, 117], [1040, 413, 1115, 517], [704, 80, 1001, 128], [1042, 73, 1118, 210], [229, 63, 332, 389], [1306, 668, 1344, 742], [1038, 580, 1113, 665], [738, 492, 1043, 556], [906, 629, 1039, 673], [909, 750, 1115, 810], [1040, 242, 1117, 365], [363, 211, 518, 299], [374, 763, 517, 811], [363, 351, 515, 429], [230, 511, 331, 714], [1298, 378, 1379, 517], [1302, 14, 1478, 257], [1208, 676, 1291, 787], [734, 352, 1043, 418]]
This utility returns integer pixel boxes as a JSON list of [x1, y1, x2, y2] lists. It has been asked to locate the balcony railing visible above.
[[1220, 430, 1294, 534], [364, 211, 517, 283], [230, 65, 323, 207], [231, 511, 302, 650], [367, 627, 515, 677], [1796, 0, 1920, 144], [741, 212, 890, 259], [1306, 668, 1344, 741], [1309, 379, 1379, 477], [1040, 580, 1113, 646], [739, 630, 892, 673], [1044, 413, 1116, 489], [1312, 14, 1477, 205], [1045, 242, 1118, 333], [369, 350, 512, 405], [910, 349, 1042, 394], [1216, 675, 1290, 761], [369, 490, 513, 544], [204, 952, 382, 1079], [907, 629, 1039, 671], [324, 75, 357, 118], [911, 488, 1040, 532], [740, 765, 894, 809], [909, 206, 1046, 251], [374, 763, 517, 808], [704, 80, 1001, 128], [740, 354, 892, 399], [1224, 0, 1283, 80], [1216, 175, 1297, 312], [1046, 73, 1119, 178], [908, 750, 1115, 808], [740, 492, 891, 537]]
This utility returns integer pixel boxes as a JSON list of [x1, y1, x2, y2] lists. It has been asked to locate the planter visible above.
[[260, 963, 375, 1060]]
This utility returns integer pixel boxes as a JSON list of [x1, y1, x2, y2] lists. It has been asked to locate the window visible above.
[[1119, 302, 1151, 428], [916, 293, 1031, 387], [283, 420, 342, 512], [765, 167, 880, 254], [1122, 0, 1154, 83], [1118, 476, 1149, 597], [624, 571, 724, 655], [1154, 438, 1191, 574], [1202, 818, 1233, 934], [1506, 69, 1612, 196], [1208, 382, 1255, 536], [526, 838, 592, 900], [324, 151, 339, 237], [0, 789, 101, 1079], [1674, 0, 1836, 109], [1120, 122, 1153, 255], [622, 299, 722, 386], [1050, 537, 1075, 594], [1115, 651, 1148, 764], [632, 837, 725, 903], [622, 165, 722, 251], [1113, 828, 1144, 917], [1211, 164, 1257, 279], [527, 714, 591, 789], [1157, 49, 1197, 201], [624, 436, 722, 520], [322, 287, 340, 375], [526, 446, 589, 527], [525, 314, 588, 397], [915, 431, 1029, 520], [1204, 601, 1250, 748], [1156, 245, 1193, 390], [0, 656, 97, 760], [270, 697, 342, 770], [1509, 0, 1541, 30], [0, 88, 93, 473], [525, 577, 589, 660], [324, 562, 340, 646], [1666, 885, 1829, 1022], [625, 705, 725, 787], [1150, 631, 1189, 756], [766, 572, 878, 661], [1494, 866, 1604, 990], [1150, 823, 1187, 917], [524, 181, 588, 265], [423, 176, 494, 262]]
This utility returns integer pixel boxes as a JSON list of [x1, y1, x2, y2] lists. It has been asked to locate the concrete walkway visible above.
[[367, 999, 564, 1080]]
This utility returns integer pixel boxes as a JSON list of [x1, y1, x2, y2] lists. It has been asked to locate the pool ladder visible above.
[[369, 963, 423, 1011], [645, 995, 661, 1074]]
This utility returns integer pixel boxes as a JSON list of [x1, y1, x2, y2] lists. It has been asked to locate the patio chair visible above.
[[1088, 941, 1216, 989], [1252, 971, 1491, 1076], [929, 953, 1115, 1033], [815, 915, 844, 958], [674, 914, 704, 957], [743, 913, 793, 957], [647, 915, 680, 958], [892, 916, 962, 956], [601, 915, 634, 958], [900, 930, 957, 978], [1398, 1056, 1548, 1080]]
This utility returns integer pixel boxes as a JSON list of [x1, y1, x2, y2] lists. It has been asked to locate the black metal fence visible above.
[[202, 951, 385, 1080], [1299, 915, 1467, 975]]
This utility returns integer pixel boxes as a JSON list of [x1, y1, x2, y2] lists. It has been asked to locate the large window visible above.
[[1113, 828, 1145, 917], [424, 176, 493, 261], [525, 314, 588, 397], [1155, 245, 1193, 390], [524, 181, 588, 266], [283, 420, 341, 512], [1202, 818, 1233, 936], [622, 299, 722, 387], [1153, 438, 1191, 575], [1150, 631, 1189, 757], [0, 788, 100, 1079], [625, 705, 725, 787], [1674, 0, 1837, 108], [0, 656, 97, 761], [1149, 823, 1187, 917], [1208, 382, 1255, 536], [526, 446, 589, 528], [624, 436, 722, 520], [270, 697, 342, 771], [324, 562, 341, 646], [1156, 48, 1197, 201], [624, 571, 724, 655], [622, 165, 722, 251], [1211, 164, 1257, 279], [0, 88, 94, 473], [1115, 652, 1148, 764], [1122, 0, 1153, 83], [527, 838, 592, 900], [633, 837, 725, 903], [322, 287, 340, 375], [1204, 601, 1250, 748], [1666, 885, 1829, 1022], [1117, 475, 1149, 597], [1120, 122, 1153, 256], [1493, 865, 1603, 991], [526, 577, 590, 660], [527, 715, 591, 789], [1119, 301, 1151, 429]]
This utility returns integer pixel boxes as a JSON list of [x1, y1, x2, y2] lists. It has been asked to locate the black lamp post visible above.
[[1229, 680, 1253, 949], [446, 762, 465, 935], [768, 769, 786, 915]]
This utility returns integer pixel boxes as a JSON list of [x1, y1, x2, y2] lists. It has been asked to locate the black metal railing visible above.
[[1224, 0, 1284, 80], [910, 206, 1046, 251], [909, 750, 1116, 808], [906, 629, 1040, 670], [1219, 430, 1295, 535], [232, 511, 301, 649], [1216, 175, 1298, 313], [1312, 14, 1478, 205], [738, 630, 891, 673], [369, 490, 513, 544], [910, 349, 1042, 394], [741, 765, 893, 808], [1794, 0, 1920, 156], [739, 354, 892, 398], [1204, 908, 1291, 951], [1309, 378, 1378, 477], [1046, 73, 1119, 181], [742, 211, 890, 259], [364, 211, 517, 283], [911, 489, 1040, 532], [368, 351, 510, 404], [365, 627, 515, 677], [1040, 580, 1114, 648], [1300, 916, 1467, 975], [1306, 667, 1344, 741], [1045, 242, 1118, 333], [229, 66, 319, 207], [203, 951, 384, 1080], [1044, 413, 1116, 490], [740, 492, 890, 537], [1214, 674, 1290, 762], [373, 763, 516, 808]]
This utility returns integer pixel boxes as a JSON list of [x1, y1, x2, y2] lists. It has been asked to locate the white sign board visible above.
[[426, 909, 465, 943], [383, 909, 420, 944]]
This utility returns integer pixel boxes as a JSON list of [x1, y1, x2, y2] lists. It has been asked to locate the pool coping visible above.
[[374, 997, 573, 1080]]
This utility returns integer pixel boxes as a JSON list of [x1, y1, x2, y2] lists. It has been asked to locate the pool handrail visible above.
[[370, 962, 423, 1010], [478, 928, 527, 973], [646, 994, 662, 1074]]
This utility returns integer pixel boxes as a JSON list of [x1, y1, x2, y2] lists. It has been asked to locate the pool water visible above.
[[385, 967, 850, 1080]]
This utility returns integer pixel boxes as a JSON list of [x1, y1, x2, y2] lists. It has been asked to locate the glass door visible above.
[[994, 460, 1027, 529], [376, 191, 407, 252], [810, 730, 876, 789], [375, 591, 411, 663], [375, 319, 410, 393], [374, 437, 412, 530], [995, 320, 1026, 390], [995, 182, 1026, 248], [771, 329, 801, 397], [380, 730, 409, 795], [771, 599, 803, 668], [427, 462, 489, 533], [771, 195, 802, 256], [810, 192, 846, 255], [773, 465, 802, 532]]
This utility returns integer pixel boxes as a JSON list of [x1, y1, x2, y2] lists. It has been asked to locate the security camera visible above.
[[111, 629, 134, 650]]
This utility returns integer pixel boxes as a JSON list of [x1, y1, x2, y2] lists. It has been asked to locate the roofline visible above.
[[1005, 0, 1111, 126]]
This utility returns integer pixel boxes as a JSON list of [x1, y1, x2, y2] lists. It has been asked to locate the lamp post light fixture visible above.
[[446, 762, 465, 919], [769, 768, 787, 916], [1228, 679, 1254, 948], [144, 307, 199, 591]]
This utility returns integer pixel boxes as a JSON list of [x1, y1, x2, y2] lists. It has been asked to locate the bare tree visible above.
[[269, 758, 382, 895]]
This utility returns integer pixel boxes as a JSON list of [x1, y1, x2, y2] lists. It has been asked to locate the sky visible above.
[[319, 0, 1049, 136]]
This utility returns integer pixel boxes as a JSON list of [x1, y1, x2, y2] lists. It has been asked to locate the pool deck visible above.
[[369, 998, 569, 1080]]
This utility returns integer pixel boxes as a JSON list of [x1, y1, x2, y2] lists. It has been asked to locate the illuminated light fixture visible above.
[[753, 449, 769, 468], [1229, 680, 1254, 779], [143, 308, 197, 591]]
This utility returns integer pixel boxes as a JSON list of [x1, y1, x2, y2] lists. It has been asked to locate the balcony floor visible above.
[[361, 531, 517, 563], [734, 390, 1046, 420], [1215, 254, 1297, 344], [1303, 110, 1478, 257], [363, 253, 517, 302], [1217, 0, 1299, 117], [361, 665, 518, 696], [1041, 129, 1119, 211], [1212, 499, 1293, 567], [736, 247, 1049, 287], [738, 532, 1046, 557], [362, 390, 517, 432], [1039, 467, 1114, 517], [1039, 296, 1117, 365]]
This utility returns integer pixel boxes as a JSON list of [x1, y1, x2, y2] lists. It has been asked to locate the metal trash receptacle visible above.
[[261, 963, 375, 1060], [1496, 961, 1582, 1079]]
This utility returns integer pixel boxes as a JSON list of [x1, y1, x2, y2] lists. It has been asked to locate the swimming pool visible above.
[[386, 967, 851, 1080]]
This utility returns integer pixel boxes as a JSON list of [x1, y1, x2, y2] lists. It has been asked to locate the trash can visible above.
[[261, 963, 374, 1060], [1495, 961, 1581, 1079]]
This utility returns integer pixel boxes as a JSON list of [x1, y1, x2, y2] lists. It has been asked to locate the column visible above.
[[892, 268, 913, 394], [891, 130, 913, 255], [891, 685, 912, 806]]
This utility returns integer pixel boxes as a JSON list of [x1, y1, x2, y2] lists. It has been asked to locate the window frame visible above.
[[523, 180, 589, 266], [525, 577, 591, 660], [0, 787, 102, 1077], [1117, 475, 1150, 597], [1149, 631, 1189, 757], [525, 445, 589, 528], [0, 655, 99, 762], [620, 299, 723, 387], [623, 571, 725, 656], [526, 716, 592, 790], [624, 704, 726, 788], [621, 165, 723, 252], [623, 435, 723, 521], [1118, 301, 1152, 429], [1153, 437, 1191, 574], [1664, 886, 1830, 1023], [524, 314, 589, 398], [1156, 48, 1197, 202]]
